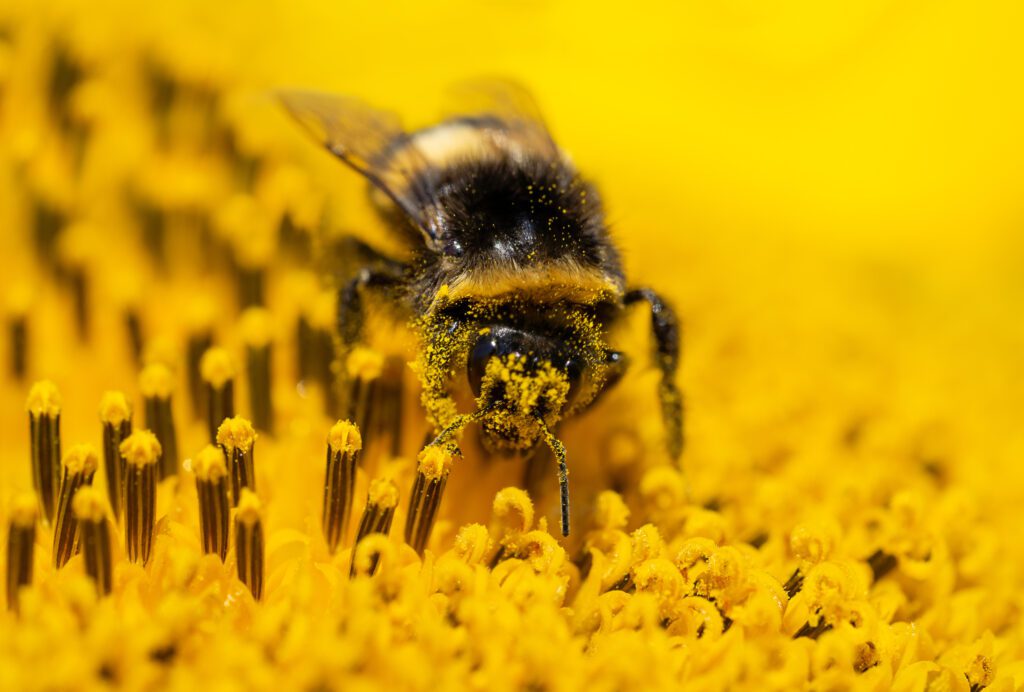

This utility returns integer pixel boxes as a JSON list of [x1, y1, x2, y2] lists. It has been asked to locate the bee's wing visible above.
[[443, 78, 560, 158], [278, 90, 403, 173], [278, 90, 440, 242]]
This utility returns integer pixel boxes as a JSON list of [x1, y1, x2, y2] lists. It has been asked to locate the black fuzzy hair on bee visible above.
[[429, 155, 615, 265]]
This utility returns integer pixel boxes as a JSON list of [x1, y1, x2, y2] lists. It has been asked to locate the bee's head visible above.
[[466, 325, 584, 454]]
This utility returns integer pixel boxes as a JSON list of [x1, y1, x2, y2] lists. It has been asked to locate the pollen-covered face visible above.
[[466, 325, 582, 454], [474, 353, 570, 452], [413, 298, 612, 464]]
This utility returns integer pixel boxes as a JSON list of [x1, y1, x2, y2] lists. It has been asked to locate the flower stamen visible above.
[[344, 347, 383, 457], [235, 489, 264, 600], [99, 391, 132, 519], [8, 312, 27, 380], [867, 549, 898, 582], [236, 248, 267, 309], [350, 477, 398, 576], [793, 621, 832, 640], [123, 307, 144, 366], [139, 363, 179, 479], [5, 492, 37, 612], [240, 308, 274, 433], [322, 420, 362, 553], [217, 416, 256, 505], [120, 430, 161, 565], [405, 445, 454, 554], [375, 357, 406, 459], [27, 380, 62, 523], [186, 328, 214, 418], [358, 354, 406, 467], [52, 443, 99, 568], [68, 265, 89, 341], [303, 290, 338, 415], [193, 445, 230, 560], [72, 486, 113, 596], [782, 569, 804, 598], [201, 347, 236, 443]]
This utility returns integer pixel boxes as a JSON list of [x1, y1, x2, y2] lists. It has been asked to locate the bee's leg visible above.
[[623, 288, 684, 460]]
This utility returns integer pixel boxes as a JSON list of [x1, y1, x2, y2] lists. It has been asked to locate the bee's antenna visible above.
[[536, 418, 569, 537], [429, 406, 493, 448]]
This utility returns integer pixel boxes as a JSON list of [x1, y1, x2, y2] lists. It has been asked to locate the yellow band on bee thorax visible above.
[[430, 261, 622, 310]]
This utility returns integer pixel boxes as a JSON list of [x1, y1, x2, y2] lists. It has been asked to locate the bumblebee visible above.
[[281, 82, 682, 535]]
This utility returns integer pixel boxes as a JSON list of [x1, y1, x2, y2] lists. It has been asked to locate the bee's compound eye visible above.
[[468, 334, 498, 397]]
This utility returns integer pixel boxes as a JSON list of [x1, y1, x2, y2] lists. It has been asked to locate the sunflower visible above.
[[1, 1, 1022, 690]]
